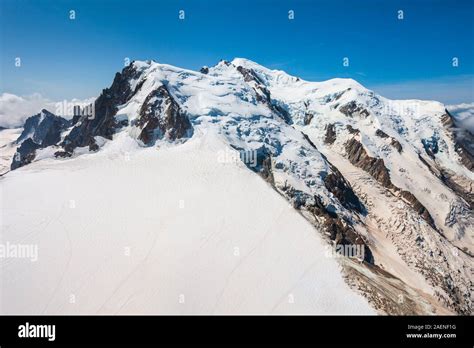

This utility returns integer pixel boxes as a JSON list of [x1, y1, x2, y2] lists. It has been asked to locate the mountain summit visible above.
[[4, 58, 473, 314]]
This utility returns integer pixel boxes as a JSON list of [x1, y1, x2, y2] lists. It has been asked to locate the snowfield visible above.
[[0, 129, 373, 314], [0, 128, 21, 175], [1, 57, 472, 315]]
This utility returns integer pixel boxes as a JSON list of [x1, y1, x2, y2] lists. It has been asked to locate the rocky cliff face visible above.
[[136, 85, 192, 145], [59, 64, 144, 155], [11, 109, 69, 169], [7, 58, 473, 314]]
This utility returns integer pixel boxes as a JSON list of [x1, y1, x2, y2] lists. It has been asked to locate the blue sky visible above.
[[1, 0, 473, 103]]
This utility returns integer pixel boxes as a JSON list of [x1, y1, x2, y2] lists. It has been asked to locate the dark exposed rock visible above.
[[345, 137, 435, 228], [236, 65, 265, 84], [322, 90, 347, 104], [441, 171, 474, 208], [88, 137, 99, 152], [54, 150, 72, 158], [233, 145, 275, 185], [200, 66, 209, 74], [375, 129, 402, 153], [443, 109, 474, 171], [421, 136, 439, 159], [417, 154, 439, 177], [235, 65, 292, 124], [339, 101, 370, 118], [11, 138, 39, 170], [324, 124, 337, 144], [399, 190, 435, 227], [439, 110, 474, 202], [334, 88, 349, 101], [346, 125, 360, 135], [61, 63, 144, 153], [306, 194, 338, 220], [303, 113, 314, 125], [390, 138, 403, 153], [455, 141, 474, 171], [16, 109, 69, 146], [136, 85, 192, 145], [375, 129, 389, 138], [12, 109, 69, 170], [301, 131, 366, 214], [418, 154, 473, 207], [301, 132, 318, 150], [441, 112, 455, 128], [260, 153, 274, 185], [271, 103, 292, 124], [71, 104, 91, 126], [323, 171, 365, 214], [345, 138, 393, 188], [281, 185, 373, 264]]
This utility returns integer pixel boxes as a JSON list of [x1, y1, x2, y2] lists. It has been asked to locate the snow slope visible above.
[[0, 129, 373, 314], [230, 58, 473, 247], [2, 57, 472, 315], [0, 128, 21, 175]]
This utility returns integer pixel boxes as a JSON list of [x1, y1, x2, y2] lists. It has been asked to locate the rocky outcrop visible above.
[[136, 85, 192, 145], [441, 172, 474, 208], [456, 144, 474, 171], [233, 145, 275, 185], [233, 132, 370, 262], [390, 138, 403, 153], [375, 129, 402, 153], [324, 123, 337, 144], [11, 110, 69, 170], [259, 151, 275, 185], [339, 101, 370, 118], [346, 124, 360, 135], [303, 112, 314, 125], [235, 65, 292, 124], [443, 110, 474, 171], [281, 185, 373, 264], [16, 109, 69, 146], [399, 190, 435, 227], [418, 153, 473, 208], [323, 170, 365, 214], [345, 138, 393, 188], [375, 129, 389, 138], [345, 137, 436, 228], [421, 136, 439, 159], [11, 138, 39, 170], [60, 63, 144, 154], [301, 132, 365, 214]]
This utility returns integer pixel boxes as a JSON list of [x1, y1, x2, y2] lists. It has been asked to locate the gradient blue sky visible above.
[[1, 0, 473, 103]]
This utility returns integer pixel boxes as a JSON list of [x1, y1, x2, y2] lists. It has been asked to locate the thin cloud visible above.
[[446, 102, 474, 134], [0, 93, 95, 128], [369, 75, 474, 105], [0, 93, 55, 128]]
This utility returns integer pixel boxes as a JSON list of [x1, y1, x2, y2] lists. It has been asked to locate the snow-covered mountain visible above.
[[1, 58, 472, 314]]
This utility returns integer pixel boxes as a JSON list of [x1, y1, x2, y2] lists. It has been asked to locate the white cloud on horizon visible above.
[[446, 102, 474, 134], [369, 75, 474, 105], [0, 91, 472, 134], [0, 93, 95, 128]]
